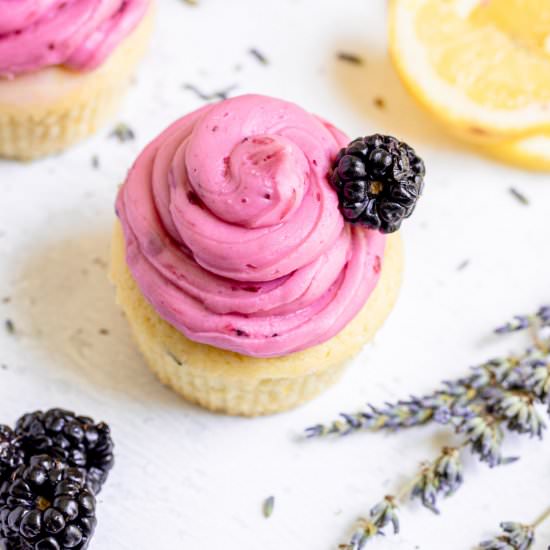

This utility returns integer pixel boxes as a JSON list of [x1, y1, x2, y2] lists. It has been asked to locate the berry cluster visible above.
[[330, 134, 425, 233], [0, 409, 114, 550]]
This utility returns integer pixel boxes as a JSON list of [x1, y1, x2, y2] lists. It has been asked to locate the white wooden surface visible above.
[[1, 1, 550, 548]]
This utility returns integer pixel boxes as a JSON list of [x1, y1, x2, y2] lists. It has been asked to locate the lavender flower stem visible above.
[[305, 347, 546, 439], [531, 506, 550, 529]]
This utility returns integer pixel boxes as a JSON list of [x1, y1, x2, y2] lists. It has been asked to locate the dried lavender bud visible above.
[[411, 464, 440, 514], [263, 496, 275, 518], [343, 496, 399, 550], [433, 447, 464, 496], [457, 415, 516, 468], [482, 388, 546, 439], [249, 48, 269, 65], [508, 187, 530, 206], [4, 320, 14, 335], [337, 52, 364, 65], [479, 522, 535, 550], [183, 83, 238, 102], [110, 123, 135, 142], [408, 447, 463, 515], [495, 306, 550, 335], [504, 358, 550, 414]]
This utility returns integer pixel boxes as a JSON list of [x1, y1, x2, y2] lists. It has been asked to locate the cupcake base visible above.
[[0, 3, 155, 161], [110, 222, 404, 416]]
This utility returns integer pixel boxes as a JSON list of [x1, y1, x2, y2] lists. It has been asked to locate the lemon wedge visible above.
[[389, 0, 550, 143]]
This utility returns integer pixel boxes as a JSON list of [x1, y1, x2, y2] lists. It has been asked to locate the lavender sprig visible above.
[[307, 306, 550, 549], [305, 350, 542, 439]]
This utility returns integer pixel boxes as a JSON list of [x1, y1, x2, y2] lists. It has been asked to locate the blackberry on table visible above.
[[0, 426, 24, 485], [15, 410, 114, 495], [0, 455, 96, 550], [330, 134, 425, 233]]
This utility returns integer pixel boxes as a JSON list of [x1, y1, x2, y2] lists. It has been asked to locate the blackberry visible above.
[[0, 426, 24, 485], [15, 410, 113, 495], [0, 455, 96, 550], [330, 134, 425, 233]]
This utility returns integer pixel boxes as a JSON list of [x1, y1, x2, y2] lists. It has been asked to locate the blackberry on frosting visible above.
[[330, 134, 425, 233]]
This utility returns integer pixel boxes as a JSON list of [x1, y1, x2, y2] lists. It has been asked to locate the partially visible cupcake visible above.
[[0, 0, 154, 160], [111, 94, 425, 416]]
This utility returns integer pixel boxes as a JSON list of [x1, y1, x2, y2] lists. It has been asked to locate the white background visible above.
[[1, 1, 550, 548]]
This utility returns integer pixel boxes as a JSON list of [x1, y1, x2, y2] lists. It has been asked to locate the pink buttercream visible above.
[[0, 0, 149, 77], [116, 95, 386, 358]]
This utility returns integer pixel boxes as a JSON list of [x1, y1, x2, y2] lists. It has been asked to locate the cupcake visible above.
[[111, 94, 425, 416], [0, 0, 154, 161]]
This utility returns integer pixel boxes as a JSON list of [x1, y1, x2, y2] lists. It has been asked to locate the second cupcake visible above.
[[0, 0, 154, 160], [111, 94, 425, 416]]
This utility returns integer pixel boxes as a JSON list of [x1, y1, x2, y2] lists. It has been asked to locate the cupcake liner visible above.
[[0, 84, 123, 160], [110, 222, 403, 416], [129, 316, 350, 416], [0, 2, 154, 161]]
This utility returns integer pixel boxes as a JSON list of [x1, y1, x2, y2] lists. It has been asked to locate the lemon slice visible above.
[[389, 0, 550, 142], [483, 133, 550, 170]]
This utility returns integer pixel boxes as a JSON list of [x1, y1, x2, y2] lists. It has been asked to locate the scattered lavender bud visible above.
[[4, 319, 14, 335], [249, 48, 269, 65], [263, 496, 275, 518], [183, 83, 238, 102], [508, 187, 530, 206], [337, 52, 364, 65], [110, 123, 135, 143]]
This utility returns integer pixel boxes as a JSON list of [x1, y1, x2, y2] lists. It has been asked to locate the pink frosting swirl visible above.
[[116, 95, 386, 358], [0, 0, 149, 77]]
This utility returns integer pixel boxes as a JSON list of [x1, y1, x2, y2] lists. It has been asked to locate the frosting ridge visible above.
[[116, 95, 386, 358]]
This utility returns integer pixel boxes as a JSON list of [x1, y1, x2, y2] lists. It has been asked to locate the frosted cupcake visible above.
[[0, 0, 154, 160], [111, 94, 425, 416]]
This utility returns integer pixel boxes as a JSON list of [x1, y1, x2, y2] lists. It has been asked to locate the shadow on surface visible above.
[[11, 228, 198, 411], [329, 40, 473, 154]]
